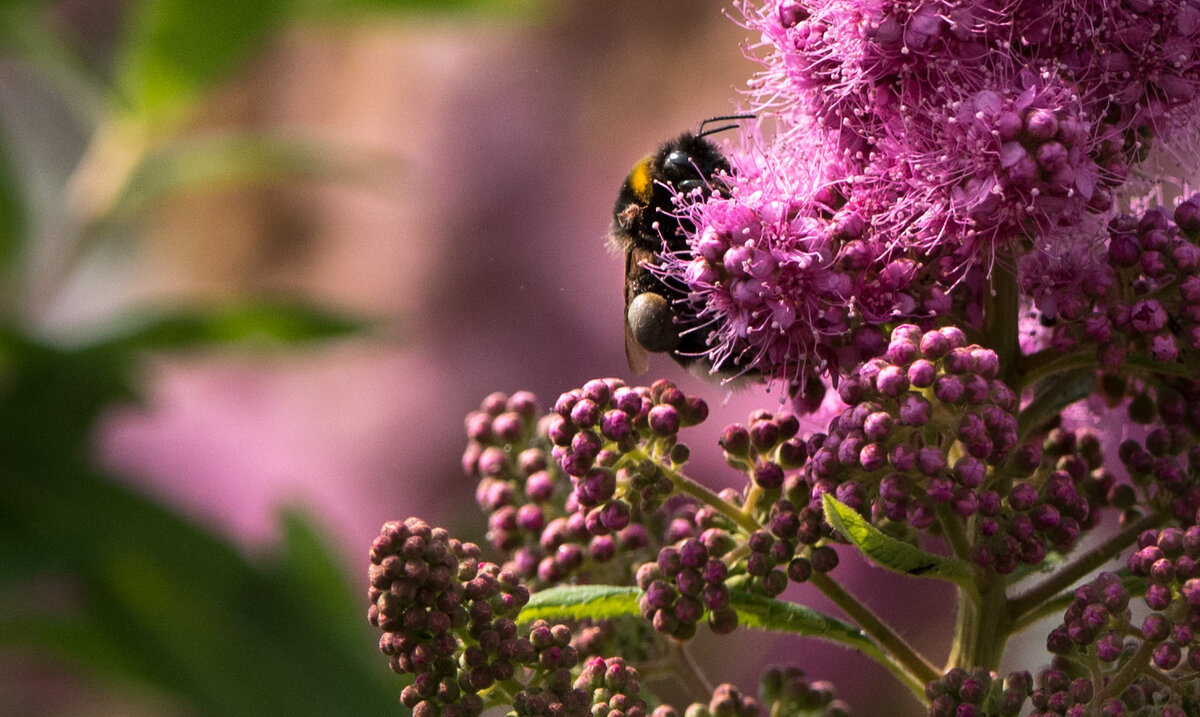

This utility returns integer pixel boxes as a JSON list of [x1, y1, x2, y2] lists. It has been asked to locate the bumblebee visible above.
[[610, 116, 749, 374]]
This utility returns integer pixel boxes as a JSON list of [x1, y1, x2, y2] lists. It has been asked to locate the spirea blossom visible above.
[[660, 132, 950, 389], [1014, 0, 1200, 140], [659, 139, 854, 386], [705, 0, 1200, 391], [891, 70, 1110, 267]]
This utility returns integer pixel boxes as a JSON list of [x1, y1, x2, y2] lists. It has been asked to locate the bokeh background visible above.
[[0, 1, 958, 715]]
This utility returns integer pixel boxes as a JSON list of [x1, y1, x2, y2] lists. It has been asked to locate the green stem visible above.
[[670, 641, 714, 703], [625, 450, 761, 534], [986, 262, 1020, 387], [1016, 368, 1097, 444], [742, 483, 765, 520], [935, 504, 974, 570], [1008, 511, 1165, 621], [809, 571, 941, 689], [945, 576, 1010, 671], [1098, 641, 1156, 705], [937, 502, 1012, 671]]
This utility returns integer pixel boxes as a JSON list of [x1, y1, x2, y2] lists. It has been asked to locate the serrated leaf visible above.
[[730, 591, 926, 696], [517, 585, 641, 624], [730, 591, 874, 648], [518, 585, 879, 656], [822, 493, 975, 590]]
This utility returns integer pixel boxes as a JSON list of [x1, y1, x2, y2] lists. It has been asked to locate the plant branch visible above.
[[809, 571, 941, 688], [741, 483, 766, 520], [1016, 368, 1097, 443], [670, 641, 714, 703], [625, 450, 762, 534], [935, 504, 974, 571], [1008, 512, 1165, 621], [986, 263, 1020, 387], [1098, 641, 1156, 705]]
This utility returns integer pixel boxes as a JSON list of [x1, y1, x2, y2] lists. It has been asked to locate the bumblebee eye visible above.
[[662, 150, 693, 173], [662, 150, 707, 195], [627, 292, 680, 353]]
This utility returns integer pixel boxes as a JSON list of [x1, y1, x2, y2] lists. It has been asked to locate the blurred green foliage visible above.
[[0, 0, 541, 713]]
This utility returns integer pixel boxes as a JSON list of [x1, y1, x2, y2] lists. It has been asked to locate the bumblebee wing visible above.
[[625, 321, 651, 375], [624, 248, 651, 375]]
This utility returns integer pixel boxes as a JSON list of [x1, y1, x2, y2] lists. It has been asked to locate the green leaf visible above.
[[102, 132, 361, 224], [518, 584, 878, 655], [730, 591, 874, 648], [0, 468, 400, 716], [114, 0, 287, 123], [0, 123, 26, 298], [822, 493, 975, 590], [97, 299, 372, 352], [0, 328, 142, 472], [517, 585, 641, 624], [1018, 367, 1096, 439], [0, 2, 106, 126]]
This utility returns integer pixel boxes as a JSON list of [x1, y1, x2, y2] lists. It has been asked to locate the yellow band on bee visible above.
[[629, 156, 654, 202]]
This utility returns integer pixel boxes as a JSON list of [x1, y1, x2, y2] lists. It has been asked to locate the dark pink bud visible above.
[[1145, 583, 1172, 610], [886, 335, 920, 365], [1129, 299, 1167, 332], [1108, 234, 1141, 267], [648, 405, 680, 436], [1025, 109, 1058, 139], [612, 386, 643, 416], [1152, 642, 1181, 670], [934, 375, 964, 403], [876, 364, 909, 397], [920, 329, 951, 358]]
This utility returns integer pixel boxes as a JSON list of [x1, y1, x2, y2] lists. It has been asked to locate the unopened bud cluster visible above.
[[1024, 660, 1190, 717], [759, 665, 851, 716], [1029, 197, 1200, 369], [649, 683, 762, 717], [368, 518, 524, 716], [463, 387, 682, 588], [924, 667, 1031, 717], [635, 536, 737, 639], [1117, 389, 1200, 525], [720, 409, 839, 593], [800, 325, 1017, 529]]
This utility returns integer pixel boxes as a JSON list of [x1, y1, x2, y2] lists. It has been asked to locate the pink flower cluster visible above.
[[658, 0, 1200, 392]]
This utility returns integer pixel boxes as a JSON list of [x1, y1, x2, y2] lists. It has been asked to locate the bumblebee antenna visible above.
[[697, 114, 755, 138]]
